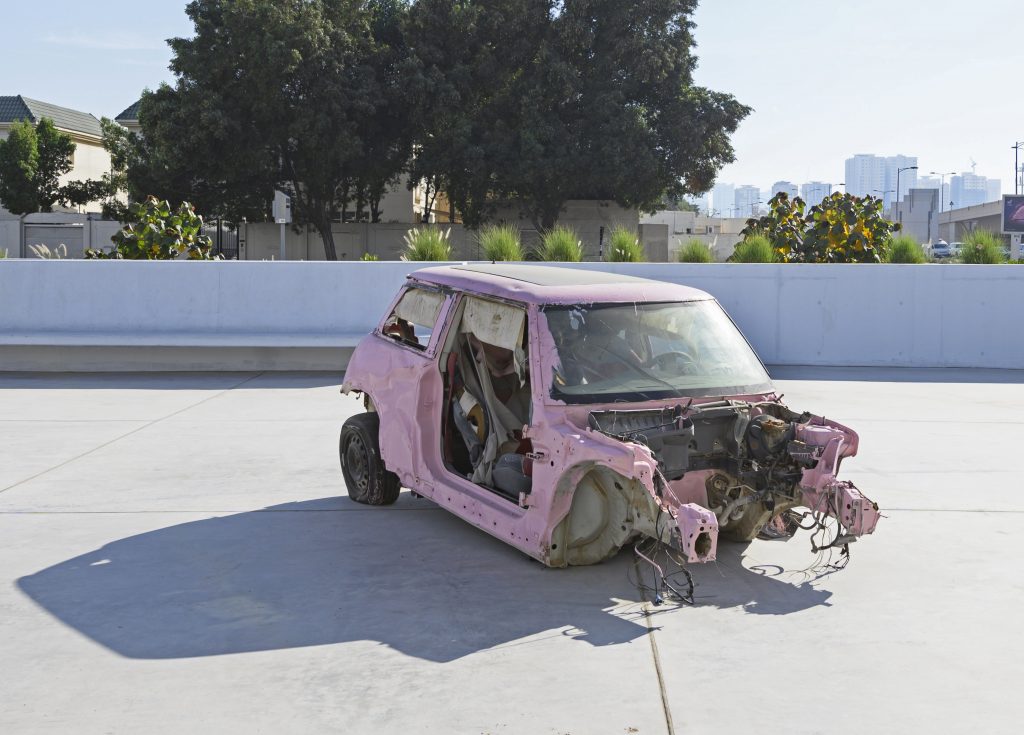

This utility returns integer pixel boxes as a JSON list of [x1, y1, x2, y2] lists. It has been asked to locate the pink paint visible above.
[[342, 265, 880, 566]]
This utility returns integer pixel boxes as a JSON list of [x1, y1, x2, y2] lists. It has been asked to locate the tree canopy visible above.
[[0, 118, 105, 215], [408, 0, 750, 228], [128, 0, 749, 255]]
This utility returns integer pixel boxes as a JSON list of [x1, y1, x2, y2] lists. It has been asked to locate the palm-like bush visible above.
[[960, 229, 1005, 264], [607, 226, 645, 262], [885, 236, 926, 264], [402, 226, 452, 261], [478, 224, 523, 261], [677, 239, 713, 263], [535, 226, 583, 262], [730, 234, 776, 263]]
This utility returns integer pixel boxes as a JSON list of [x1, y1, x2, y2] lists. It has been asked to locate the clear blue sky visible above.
[[2, 1, 1021, 191]]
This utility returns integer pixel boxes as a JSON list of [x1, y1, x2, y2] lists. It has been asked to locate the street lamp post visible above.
[[1015, 142, 1024, 195], [930, 171, 956, 212], [895, 165, 918, 223]]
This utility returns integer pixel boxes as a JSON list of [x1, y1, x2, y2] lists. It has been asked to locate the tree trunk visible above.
[[316, 215, 338, 260]]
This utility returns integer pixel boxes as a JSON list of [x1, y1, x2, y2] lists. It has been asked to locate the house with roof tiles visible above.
[[0, 95, 113, 219]]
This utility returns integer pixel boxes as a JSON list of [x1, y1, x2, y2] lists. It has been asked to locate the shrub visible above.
[[86, 196, 216, 260], [402, 226, 452, 261], [677, 238, 713, 263], [744, 191, 898, 263], [606, 226, 645, 262], [359, 253, 379, 261], [730, 234, 776, 263], [959, 230, 1005, 264], [885, 236, 927, 264], [741, 193, 805, 260], [535, 225, 583, 262], [478, 224, 524, 261]]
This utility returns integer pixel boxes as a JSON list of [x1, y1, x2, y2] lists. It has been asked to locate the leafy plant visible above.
[[885, 236, 927, 264], [677, 239, 713, 263], [86, 196, 217, 260], [478, 224, 524, 261], [607, 226, 645, 262], [0, 248, 8, 259], [800, 192, 898, 263], [959, 230, 1005, 264], [743, 192, 899, 263], [730, 234, 777, 263], [741, 193, 805, 261], [402, 226, 452, 261], [28, 243, 68, 260], [359, 253, 379, 261], [535, 226, 584, 262]]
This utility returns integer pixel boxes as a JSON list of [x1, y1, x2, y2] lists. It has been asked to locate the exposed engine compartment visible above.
[[587, 400, 880, 545]]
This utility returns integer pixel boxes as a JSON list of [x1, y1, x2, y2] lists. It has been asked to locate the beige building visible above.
[[0, 96, 111, 217], [641, 209, 747, 261], [0, 96, 114, 255]]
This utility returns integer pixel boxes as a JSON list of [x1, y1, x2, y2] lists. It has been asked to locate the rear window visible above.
[[380, 287, 445, 349]]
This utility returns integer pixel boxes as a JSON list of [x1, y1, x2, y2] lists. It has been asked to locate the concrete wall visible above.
[[243, 201, 650, 262], [1, 261, 1022, 370]]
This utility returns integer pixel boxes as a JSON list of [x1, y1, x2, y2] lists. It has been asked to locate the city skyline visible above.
[[692, 0, 1022, 199]]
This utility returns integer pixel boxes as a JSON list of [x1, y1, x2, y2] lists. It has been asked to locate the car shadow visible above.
[[16, 497, 833, 662]]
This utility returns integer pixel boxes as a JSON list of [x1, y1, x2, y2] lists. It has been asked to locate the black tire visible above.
[[339, 413, 401, 506]]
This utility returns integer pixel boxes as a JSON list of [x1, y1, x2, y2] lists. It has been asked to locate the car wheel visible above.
[[339, 413, 401, 506]]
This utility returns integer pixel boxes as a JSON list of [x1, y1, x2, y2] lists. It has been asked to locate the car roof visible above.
[[408, 264, 714, 306]]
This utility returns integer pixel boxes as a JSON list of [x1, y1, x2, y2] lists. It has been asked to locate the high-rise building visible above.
[[712, 183, 735, 216], [770, 181, 799, 200], [800, 181, 832, 208], [951, 172, 994, 209], [734, 186, 761, 217], [845, 154, 918, 209], [986, 179, 1001, 203]]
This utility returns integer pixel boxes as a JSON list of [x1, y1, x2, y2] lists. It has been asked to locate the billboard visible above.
[[1002, 195, 1024, 234]]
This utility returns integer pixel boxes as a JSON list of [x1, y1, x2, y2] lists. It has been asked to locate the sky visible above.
[[1, 0, 1022, 193]]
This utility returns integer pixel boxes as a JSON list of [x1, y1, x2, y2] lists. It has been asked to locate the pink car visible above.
[[341, 264, 879, 569]]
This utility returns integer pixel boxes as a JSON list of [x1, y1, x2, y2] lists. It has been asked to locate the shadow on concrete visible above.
[[690, 542, 834, 614], [0, 372, 342, 391], [17, 498, 832, 661], [769, 365, 1024, 384]]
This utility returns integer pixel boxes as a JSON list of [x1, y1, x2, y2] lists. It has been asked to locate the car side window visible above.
[[380, 286, 445, 350]]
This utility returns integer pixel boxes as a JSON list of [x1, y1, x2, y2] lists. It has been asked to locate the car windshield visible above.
[[543, 301, 772, 403]]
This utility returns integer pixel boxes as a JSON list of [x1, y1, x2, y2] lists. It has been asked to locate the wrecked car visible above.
[[340, 264, 879, 570]]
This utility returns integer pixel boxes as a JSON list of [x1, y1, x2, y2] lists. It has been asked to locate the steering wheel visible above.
[[644, 350, 697, 373]]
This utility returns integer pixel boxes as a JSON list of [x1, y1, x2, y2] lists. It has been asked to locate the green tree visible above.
[[0, 118, 106, 214], [409, 0, 749, 229], [145, 0, 417, 259]]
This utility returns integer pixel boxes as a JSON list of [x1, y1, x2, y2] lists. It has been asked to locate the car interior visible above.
[[439, 295, 534, 502]]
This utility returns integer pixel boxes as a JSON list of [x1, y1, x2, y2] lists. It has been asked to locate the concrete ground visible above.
[[1, 368, 1022, 734]]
